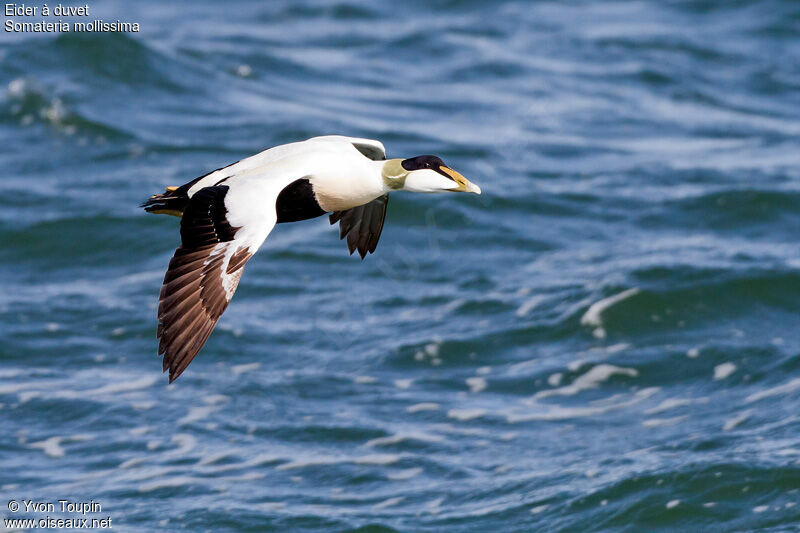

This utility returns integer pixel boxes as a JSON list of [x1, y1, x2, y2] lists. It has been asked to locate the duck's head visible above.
[[382, 156, 481, 194]]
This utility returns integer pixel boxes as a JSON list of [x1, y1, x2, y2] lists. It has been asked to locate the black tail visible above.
[[142, 170, 226, 217], [140, 187, 190, 217]]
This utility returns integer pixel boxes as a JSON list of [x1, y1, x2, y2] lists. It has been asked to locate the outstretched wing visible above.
[[329, 194, 389, 259], [157, 185, 260, 383]]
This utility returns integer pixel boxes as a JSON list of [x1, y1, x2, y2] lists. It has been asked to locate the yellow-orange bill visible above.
[[439, 166, 481, 194]]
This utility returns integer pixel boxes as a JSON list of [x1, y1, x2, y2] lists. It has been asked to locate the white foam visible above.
[[0, 383, 34, 395], [686, 348, 700, 358], [129, 426, 153, 436], [509, 359, 539, 373], [222, 472, 265, 482], [775, 449, 800, 456], [516, 295, 545, 317], [415, 342, 441, 362], [547, 373, 563, 387], [394, 379, 413, 389], [354, 376, 377, 384], [256, 502, 286, 511], [8, 78, 25, 96], [406, 402, 440, 413], [666, 499, 680, 509], [27, 434, 93, 458], [508, 387, 659, 423], [203, 394, 230, 405], [387, 467, 422, 481], [753, 505, 769, 513], [426, 497, 444, 515], [365, 432, 444, 448], [170, 434, 196, 455], [447, 408, 487, 421], [28, 437, 65, 458], [430, 423, 489, 437], [119, 457, 146, 469], [18, 391, 42, 403], [713, 363, 736, 380], [373, 497, 404, 510], [138, 476, 195, 492], [643, 415, 687, 428], [90, 376, 157, 396], [276, 453, 400, 470], [466, 377, 487, 393], [567, 360, 585, 372], [355, 454, 402, 465], [535, 364, 638, 399], [745, 378, 800, 403], [530, 504, 549, 514], [197, 450, 240, 467], [581, 289, 640, 332], [723, 411, 751, 431], [179, 405, 219, 426], [646, 397, 705, 415], [232, 362, 260, 375], [604, 343, 630, 354]]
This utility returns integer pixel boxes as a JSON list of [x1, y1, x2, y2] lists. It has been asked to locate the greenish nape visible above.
[[381, 159, 408, 190]]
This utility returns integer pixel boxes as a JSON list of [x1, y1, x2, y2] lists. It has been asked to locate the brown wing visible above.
[[329, 194, 389, 259], [157, 185, 253, 383]]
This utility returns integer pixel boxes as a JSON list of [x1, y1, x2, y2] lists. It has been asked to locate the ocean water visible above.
[[2, 0, 800, 531]]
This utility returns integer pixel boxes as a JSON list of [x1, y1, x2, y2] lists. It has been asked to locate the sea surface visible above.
[[1, 1, 800, 531]]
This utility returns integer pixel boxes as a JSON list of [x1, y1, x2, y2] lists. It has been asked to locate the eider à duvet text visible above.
[[142, 135, 481, 382]]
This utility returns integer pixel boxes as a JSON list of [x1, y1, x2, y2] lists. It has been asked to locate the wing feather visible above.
[[329, 194, 389, 259], [156, 186, 256, 383]]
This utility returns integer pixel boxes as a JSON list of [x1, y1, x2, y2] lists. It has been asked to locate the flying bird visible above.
[[142, 135, 481, 382]]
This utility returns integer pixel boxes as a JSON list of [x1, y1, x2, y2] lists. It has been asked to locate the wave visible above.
[[640, 189, 800, 231], [1, 77, 129, 138], [564, 463, 800, 531]]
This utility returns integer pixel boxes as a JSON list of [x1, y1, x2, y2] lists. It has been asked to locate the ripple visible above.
[[3, 0, 800, 530]]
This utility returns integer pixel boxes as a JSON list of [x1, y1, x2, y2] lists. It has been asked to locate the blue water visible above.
[[2, 1, 800, 531]]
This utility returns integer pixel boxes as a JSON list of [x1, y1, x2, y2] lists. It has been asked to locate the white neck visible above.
[[311, 159, 390, 212]]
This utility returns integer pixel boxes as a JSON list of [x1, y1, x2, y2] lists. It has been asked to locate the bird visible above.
[[142, 135, 481, 382]]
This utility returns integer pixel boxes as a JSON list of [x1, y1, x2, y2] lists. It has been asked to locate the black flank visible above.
[[276, 178, 327, 223]]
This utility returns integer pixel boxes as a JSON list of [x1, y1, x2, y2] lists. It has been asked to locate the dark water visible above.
[[2, 1, 800, 531]]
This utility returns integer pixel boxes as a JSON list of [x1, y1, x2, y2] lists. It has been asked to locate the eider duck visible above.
[[142, 135, 481, 382]]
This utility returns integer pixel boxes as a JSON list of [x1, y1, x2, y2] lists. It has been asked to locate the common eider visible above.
[[142, 135, 481, 382]]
